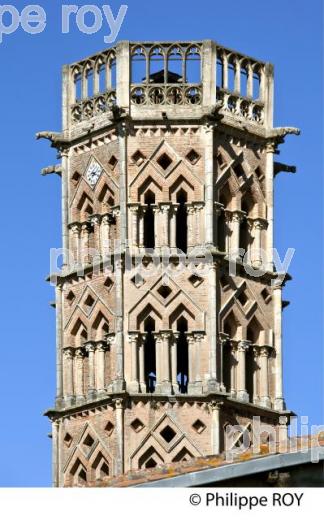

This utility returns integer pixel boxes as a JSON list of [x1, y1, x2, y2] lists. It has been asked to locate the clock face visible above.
[[86, 159, 103, 188]]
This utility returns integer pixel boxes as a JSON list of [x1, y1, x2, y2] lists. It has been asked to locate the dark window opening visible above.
[[218, 211, 226, 251], [75, 73, 82, 101], [157, 153, 172, 170], [177, 317, 188, 394], [144, 191, 155, 249], [239, 218, 250, 255], [223, 340, 231, 392], [131, 48, 146, 83], [144, 317, 156, 393], [186, 47, 201, 83], [160, 425, 176, 443], [87, 69, 94, 98], [176, 189, 188, 253], [78, 469, 87, 483], [216, 58, 224, 88], [145, 458, 157, 469], [110, 58, 117, 90], [233, 163, 245, 178]]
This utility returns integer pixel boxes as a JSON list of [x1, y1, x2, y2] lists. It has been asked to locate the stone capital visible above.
[[113, 398, 124, 410], [75, 347, 85, 358], [129, 203, 140, 213], [259, 346, 271, 357], [97, 341, 108, 352], [70, 223, 81, 233], [209, 400, 224, 412], [160, 330, 172, 341], [193, 331, 205, 342], [152, 332, 163, 344], [232, 210, 245, 223], [85, 342, 96, 353], [63, 347, 74, 359], [128, 331, 140, 344], [253, 217, 267, 230], [237, 340, 251, 352]]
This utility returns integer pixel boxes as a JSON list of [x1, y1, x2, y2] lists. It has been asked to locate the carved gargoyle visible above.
[[267, 127, 301, 139]]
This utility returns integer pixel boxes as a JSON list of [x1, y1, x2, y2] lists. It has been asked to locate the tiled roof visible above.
[[91, 434, 324, 487]]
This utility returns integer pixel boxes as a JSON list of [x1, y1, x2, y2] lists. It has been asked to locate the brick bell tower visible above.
[[40, 40, 299, 486]]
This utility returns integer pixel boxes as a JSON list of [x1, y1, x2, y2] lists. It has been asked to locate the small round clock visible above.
[[86, 160, 102, 188]]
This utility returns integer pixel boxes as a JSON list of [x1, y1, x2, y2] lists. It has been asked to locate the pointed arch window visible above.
[[144, 317, 156, 393], [176, 189, 188, 253], [144, 190, 155, 249], [177, 317, 188, 394]]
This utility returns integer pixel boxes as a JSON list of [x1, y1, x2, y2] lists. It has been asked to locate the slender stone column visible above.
[[253, 347, 260, 404], [138, 206, 146, 249], [265, 141, 275, 271], [170, 205, 178, 250], [114, 398, 124, 476], [230, 342, 237, 397], [247, 63, 253, 97], [71, 224, 81, 266], [160, 204, 170, 247], [52, 420, 60, 487], [153, 206, 160, 248], [93, 216, 102, 259], [207, 262, 219, 390], [160, 331, 172, 394], [273, 281, 285, 410], [193, 332, 204, 388], [100, 215, 111, 259], [218, 336, 226, 392], [114, 258, 125, 392], [81, 223, 91, 264], [231, 210, 244, 258], [194, 203, 204, 246], [75, 348, 85, 403], [61, 150, 69, 269], [129, 204, 139, 248], [85, 342, 96, 399], [222, 53, 228, 90], [139, 333, 146, 393], [224, 210, 232, 253], [236, 340, 250, 402], [259, 346, 271, 408], [55, 284, 64, 407], [186, 204, 195, 249], [251, 218, 266, 268], [153, 333, 163, 392], [278, 415, 288, 451], [204, 123, 214, 246], [234, 57, 241, 93], [187, 333, 196, 394], [210, 401, 223, 455], [96, 342, 106, 395], [63, 347, 74, 402], [170, 332, 179, 394], [128, 332, 139, 392]]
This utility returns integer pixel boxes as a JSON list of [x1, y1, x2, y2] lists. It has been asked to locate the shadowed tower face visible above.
[[40, 40, 297, 486]]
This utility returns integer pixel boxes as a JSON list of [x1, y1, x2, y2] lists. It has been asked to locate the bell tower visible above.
[[40, 40, 299, 486]]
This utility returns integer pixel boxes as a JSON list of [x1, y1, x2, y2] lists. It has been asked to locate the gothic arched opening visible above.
[[218, 210, 226, 251], [222, 340, 232, 392], [144, 190, 155, 249], [239, 218, 250, 257], [177, 317, 188, 394], [176, 189, 188, 253], [144, 317, 156, 393]]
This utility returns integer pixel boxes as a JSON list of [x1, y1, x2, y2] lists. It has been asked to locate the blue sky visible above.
[[0, 0, 322, 486]]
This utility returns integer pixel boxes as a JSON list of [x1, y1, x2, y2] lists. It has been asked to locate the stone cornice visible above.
[[44, 390, 295, 421]]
